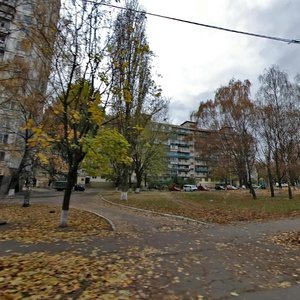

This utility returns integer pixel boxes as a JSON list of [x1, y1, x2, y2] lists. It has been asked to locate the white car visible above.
[[183, 184, 198, 192]]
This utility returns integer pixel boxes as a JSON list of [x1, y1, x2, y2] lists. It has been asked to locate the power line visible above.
[[98, 2, 300, 45]]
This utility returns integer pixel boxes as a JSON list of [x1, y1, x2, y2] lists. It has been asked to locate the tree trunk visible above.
[[60, 210, 69, 227], [120, 167, 129, 201], [135, 170, 143, 193], [249, 184, 257, 199], [286, 169, 293, 200], [22, 188, 31, 207], [268, 171, 275, 198], [283, 157, 293, 200], [120, 191, 128, 201], [247, 165, 257, 199], [266, 157, 275, 198], [144, 173, 148, 188], [6, 142, 32, 194], [59, 167, 77, 227], [7, 172, 19, 195], [287, 185, 293, 199], [274, 149, 281, 188]]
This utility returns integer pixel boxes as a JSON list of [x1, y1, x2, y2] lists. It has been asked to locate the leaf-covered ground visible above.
[[0, 197, 299, 299], [0, 204, 112, 243], [101, 190, 300, 224], [0, 247, 176, 300], [101, 190, 300, 250], [0, 204, 183, 299], [270, 230, 300, 250]]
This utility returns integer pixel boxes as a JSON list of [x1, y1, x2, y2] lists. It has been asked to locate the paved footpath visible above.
[[1, 188, 300, 299]]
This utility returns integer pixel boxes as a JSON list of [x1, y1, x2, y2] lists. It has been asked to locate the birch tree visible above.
[[256, 66, 300, 199]]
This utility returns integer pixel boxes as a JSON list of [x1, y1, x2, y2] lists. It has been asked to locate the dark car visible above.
[[169, 184, 181, 191], [53, 181, 67, 191], [74, 184, 85, 191], [198, 184, 210, 191]]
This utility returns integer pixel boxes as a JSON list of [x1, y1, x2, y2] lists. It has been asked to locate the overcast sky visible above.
[[128, 0, 300, 125]]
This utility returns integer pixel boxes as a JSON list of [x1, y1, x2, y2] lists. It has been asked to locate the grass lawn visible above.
[[101, 189, 300, 224]]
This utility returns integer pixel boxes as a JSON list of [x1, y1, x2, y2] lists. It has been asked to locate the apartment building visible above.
[[0, 0, 60, 194], [165, 121, 213, 185]]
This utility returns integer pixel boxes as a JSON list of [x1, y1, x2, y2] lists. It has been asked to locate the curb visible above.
[[70, 205, 116, 232], [99, 195, 213, 227]]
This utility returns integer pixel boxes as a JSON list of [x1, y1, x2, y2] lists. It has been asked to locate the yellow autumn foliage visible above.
[[81, 129, 131, 176], [35, 152, 49, 165]]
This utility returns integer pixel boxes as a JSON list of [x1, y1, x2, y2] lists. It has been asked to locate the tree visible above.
[[30, 0, 126, 226], [31, 79, 130, 226], [108, 0, 168, 199], [256, 66, 299, 199], [81, 128, 131, 177], [131, 122, 169, 192], [255, 105, 277, 197], [0, 0, 60, 199], [192, 79, 258, 198]]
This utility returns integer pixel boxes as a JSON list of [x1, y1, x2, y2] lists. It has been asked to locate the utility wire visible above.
[[98, 2, 300, 45]]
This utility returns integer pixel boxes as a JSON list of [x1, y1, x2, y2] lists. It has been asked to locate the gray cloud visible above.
[[140, 0, 300, 124]]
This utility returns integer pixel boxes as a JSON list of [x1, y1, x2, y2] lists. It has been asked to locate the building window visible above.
[[1, 101, 17, 110], [0, 18, 10, 30], [0, 118, 15, 131], [0, 151, 5, 161], [23, 15, 32, 25], [0, 133, 8, 144], [23, 3, 34, 11], [0, 34, 6, 45]]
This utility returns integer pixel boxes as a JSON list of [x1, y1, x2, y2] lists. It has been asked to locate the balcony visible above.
[[177, 167, 189, 172], [176, 130, 189, 136], [178, 160, 189, 165], [178, 153, 190, 159], [0, 1, 16, 12], [195, 167, 208, 173], [168, 152, 190, 159], [168, 170, 178, 176], [0, 34, 6, 51], [178, 147, 190, 153]]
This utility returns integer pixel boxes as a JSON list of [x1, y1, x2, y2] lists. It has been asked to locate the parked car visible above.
[[74, 184, 85, 191], [53, 180, 67, 191], [183, 184, 198, 192], [198, 184, 210, 191], [169, 184, 181, 191], [226, 185, 238, 190], [215, 184, 225, 190], [276, 182, 288, 187], [252, 184, 260, 190]]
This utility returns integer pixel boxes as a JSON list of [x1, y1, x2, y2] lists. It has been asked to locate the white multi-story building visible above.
[[166, 121, 212, 184], [0, 0, 60, 194]]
